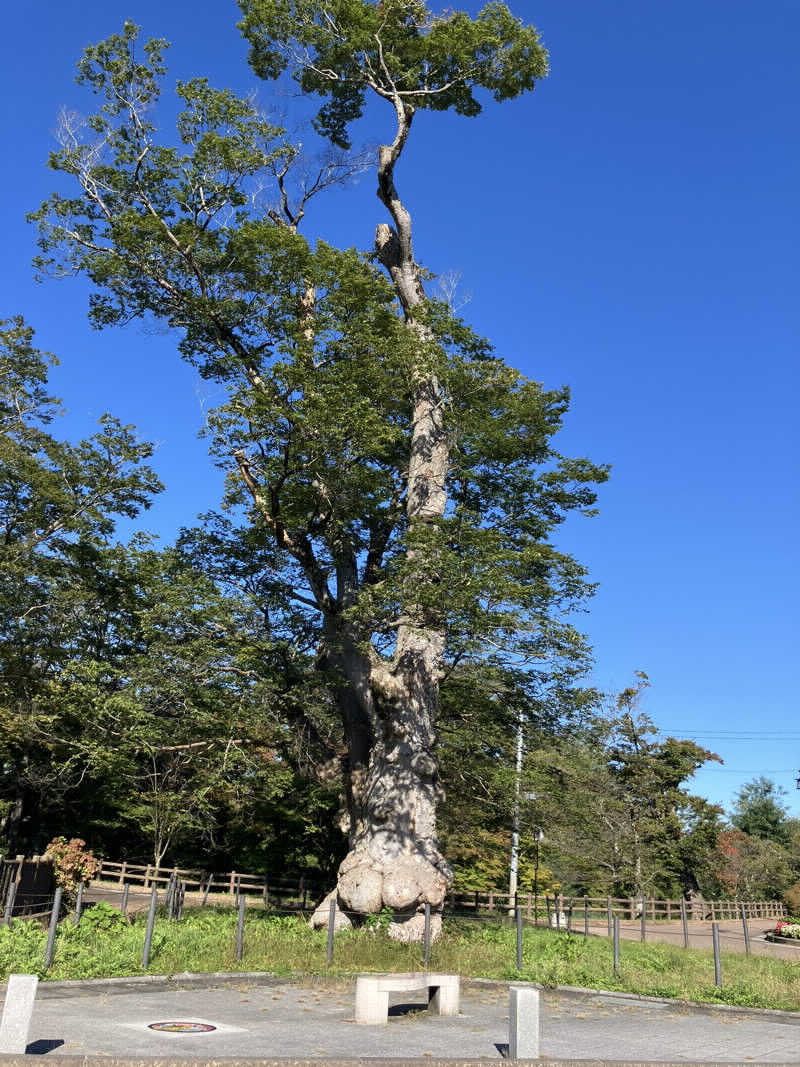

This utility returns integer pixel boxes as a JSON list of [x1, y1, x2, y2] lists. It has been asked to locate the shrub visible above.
[[45, 837, 99, 899]]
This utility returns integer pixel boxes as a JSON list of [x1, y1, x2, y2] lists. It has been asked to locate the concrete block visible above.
[[355, 975, 389, 1024], [428, 974, 459, 1016], [0, 974, 38, 1053], [355, 972, 459, 1025], [509, 985, 539, 1060]]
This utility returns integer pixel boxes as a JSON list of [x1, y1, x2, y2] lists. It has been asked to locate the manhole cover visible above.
[[148, 1022, 217, 1033]]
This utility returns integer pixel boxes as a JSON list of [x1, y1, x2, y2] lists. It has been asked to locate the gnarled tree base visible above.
[[310, 847, 449, 942]]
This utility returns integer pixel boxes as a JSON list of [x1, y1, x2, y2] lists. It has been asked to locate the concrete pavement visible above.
[[5, 974, 800, 1062]]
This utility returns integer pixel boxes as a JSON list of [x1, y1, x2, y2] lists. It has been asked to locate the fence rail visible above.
[[85, 859, 787, 922], [447, 889, 785, 922]]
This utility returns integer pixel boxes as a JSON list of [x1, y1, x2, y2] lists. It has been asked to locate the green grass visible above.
[[2, 902, 800, 1013]]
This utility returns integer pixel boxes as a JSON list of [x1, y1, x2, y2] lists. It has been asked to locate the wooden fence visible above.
[[95, 859, 321, 910], [0, 854, 57, 921], [448, 888, 785, 921], [91, 859, 785, 921]]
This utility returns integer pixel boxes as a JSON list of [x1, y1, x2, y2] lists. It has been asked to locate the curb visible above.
[[8, 970, 800, 1023]]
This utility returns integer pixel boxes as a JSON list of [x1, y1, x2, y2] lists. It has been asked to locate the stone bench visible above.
[[354, 972, 460, 1025]]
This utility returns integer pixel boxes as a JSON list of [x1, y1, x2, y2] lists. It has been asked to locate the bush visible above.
[[45, 837, 99, 899]]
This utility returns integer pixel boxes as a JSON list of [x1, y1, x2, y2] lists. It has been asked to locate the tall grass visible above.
[[2, 903, 799, 1012]]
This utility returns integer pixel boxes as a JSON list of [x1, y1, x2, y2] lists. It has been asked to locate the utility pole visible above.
[[508, 713, 524, 916]]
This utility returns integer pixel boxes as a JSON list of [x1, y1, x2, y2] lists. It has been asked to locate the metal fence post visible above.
[[516, 906, 523, 970], [3, 879, 17, 926], [74, 882, 84, 926], [326, 898, 336, 966], [142, 884, 158, 969], [712, 921, 722, 987], [680, 897, 689, 948], [43, 888, 63, 970], [236, 895, 246, 961], [423, 902, 431, 967], [740, 903, 751, 954]]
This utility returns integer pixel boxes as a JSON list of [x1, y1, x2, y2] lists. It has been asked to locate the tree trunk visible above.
[[321, 101, 453, 941]]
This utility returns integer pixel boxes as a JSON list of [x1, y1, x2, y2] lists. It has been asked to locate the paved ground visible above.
[[582, 921, 800, 962], [9, 976, 800, 1062]]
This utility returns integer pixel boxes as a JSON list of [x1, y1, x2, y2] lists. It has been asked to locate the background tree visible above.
[[0, 316, 160, 850], [525, 676, 722, 898], [731, 777, 791, 845], [711, 828, 793, 901], [33, 11, 605, 936]]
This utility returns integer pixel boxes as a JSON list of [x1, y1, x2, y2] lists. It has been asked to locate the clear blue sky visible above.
[[2, 1, 798, 817]]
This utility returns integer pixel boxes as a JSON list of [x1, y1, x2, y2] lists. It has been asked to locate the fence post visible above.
[[74, 882, 85, 926], [526, 892, 532, 921], [516, 907, 523, 970], [606, 897, 612, 937], [740, 903, 751, 954], [142, 884, 158, 969], [584, 897, 589, 938], [712, 921, 722, 988], [263, 879, 269, 911], [3, 879, 17, 926], [423, 902, 431, 967], [235, 895, 246, 961], [43, 888, 62, 970], [202, 874, 213, 906], [229, 870, 236, 898], [680, 897, 689, 949], [640, 896, 646, 942], [144, 864, 152, 889], [120, 882, 130, 919], [326, 898, 336, 966], [613, 916, 620, 977]]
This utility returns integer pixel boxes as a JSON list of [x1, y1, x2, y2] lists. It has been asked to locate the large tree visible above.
[[32, 7, 605, 937]]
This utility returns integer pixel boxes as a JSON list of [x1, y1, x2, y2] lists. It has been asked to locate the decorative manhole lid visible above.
[[148, 1022, 217, 1033]]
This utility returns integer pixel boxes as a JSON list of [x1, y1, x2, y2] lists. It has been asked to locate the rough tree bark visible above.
[[311, 99, 452, 941]]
